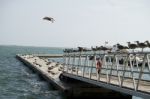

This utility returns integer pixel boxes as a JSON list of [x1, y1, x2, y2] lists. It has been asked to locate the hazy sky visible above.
[[1, 0, 150, 47]]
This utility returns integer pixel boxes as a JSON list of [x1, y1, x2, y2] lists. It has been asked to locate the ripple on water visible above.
[[0, 46, 64, 99]]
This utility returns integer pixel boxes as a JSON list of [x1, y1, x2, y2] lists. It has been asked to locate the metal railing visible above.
[[63, 51, 150, 92]]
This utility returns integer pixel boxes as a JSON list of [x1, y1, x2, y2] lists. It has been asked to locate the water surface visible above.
[[0, 45, 64, 99]]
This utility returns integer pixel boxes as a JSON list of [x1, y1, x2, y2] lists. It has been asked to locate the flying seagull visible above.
[[43, 16, 55, 23]]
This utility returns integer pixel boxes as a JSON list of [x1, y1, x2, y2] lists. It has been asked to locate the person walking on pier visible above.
[[96, 58, 102, 74]]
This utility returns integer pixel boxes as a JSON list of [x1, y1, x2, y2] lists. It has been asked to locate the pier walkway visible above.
[[17, 54, 116, 98], [62, 51, 150, 99], [33, 54, 63, 58]]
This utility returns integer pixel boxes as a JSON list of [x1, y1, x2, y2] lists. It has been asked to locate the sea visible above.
[[0, 45, 143, 99], [0, 45, 64, 99]]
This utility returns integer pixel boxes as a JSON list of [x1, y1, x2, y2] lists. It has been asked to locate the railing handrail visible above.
[[63, 51, 150, 94]]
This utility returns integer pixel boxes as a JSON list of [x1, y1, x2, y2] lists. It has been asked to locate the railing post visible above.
[[147, 54, 150, 73], [121, 54, 129, 87], [70, 55, 73, 73], [90, 52, 96, 79], [135, 56, 140, 71], [71, 53, 76, 74], [136, 54, 147, 91], [87, 55, 90, 77], [83, 55, 88, 77], [108, 54, 116, 83], [104, 57, 109, 83], [129, 54, 137, 90], [116, 55, 121, 86], [63, 53, 67, 72], [80, 53, 83, 76], [133, 55, 137, 90], [77, 51, 82, 75], [67, 53, 71, 73], [104, 55, 109, 83]]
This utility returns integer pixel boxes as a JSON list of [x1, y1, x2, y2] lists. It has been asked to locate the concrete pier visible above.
[[16, 54, 132, 98], [33, 54, 63, 58]]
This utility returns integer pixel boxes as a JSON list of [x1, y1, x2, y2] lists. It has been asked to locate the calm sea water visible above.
[[0, 45, 64, 99]]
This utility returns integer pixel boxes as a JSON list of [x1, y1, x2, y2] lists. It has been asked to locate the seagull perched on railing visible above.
[[116, 43, 129, 53], [43, 16, 55, 23], [91, 46, 97, 51], [63, 49, 73, 53], [78, 47, 84, 52], [144, 40, 150, 48], [135, 41, 147, 52], [127, 42, 137, 52], [78, 47, 90, 52], [99, 46, 112, 53], [117, 43, 129, 50]]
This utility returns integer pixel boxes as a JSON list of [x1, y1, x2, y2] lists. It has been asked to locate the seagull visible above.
[[99, 46, 112, 53], [43, 16, 55, 23], [117, 43, 124, 50], [78, 47, 84, 52], [135, 41, 147, 52], [127, 42, 137, 52], [91, 46, 97, 51], [116, 43, 129, 52], [144, 40, 150, 47], [78, 47, 89, 52]]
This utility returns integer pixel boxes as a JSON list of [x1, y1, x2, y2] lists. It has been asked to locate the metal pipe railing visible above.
[[136, 54, 147, 91], [63, 51, 150, 91]]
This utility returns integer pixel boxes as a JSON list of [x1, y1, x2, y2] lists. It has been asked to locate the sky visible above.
[[1, 0, 150, 48]]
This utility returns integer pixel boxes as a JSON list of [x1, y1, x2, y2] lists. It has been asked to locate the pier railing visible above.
[[62, 51, 150, 93]]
